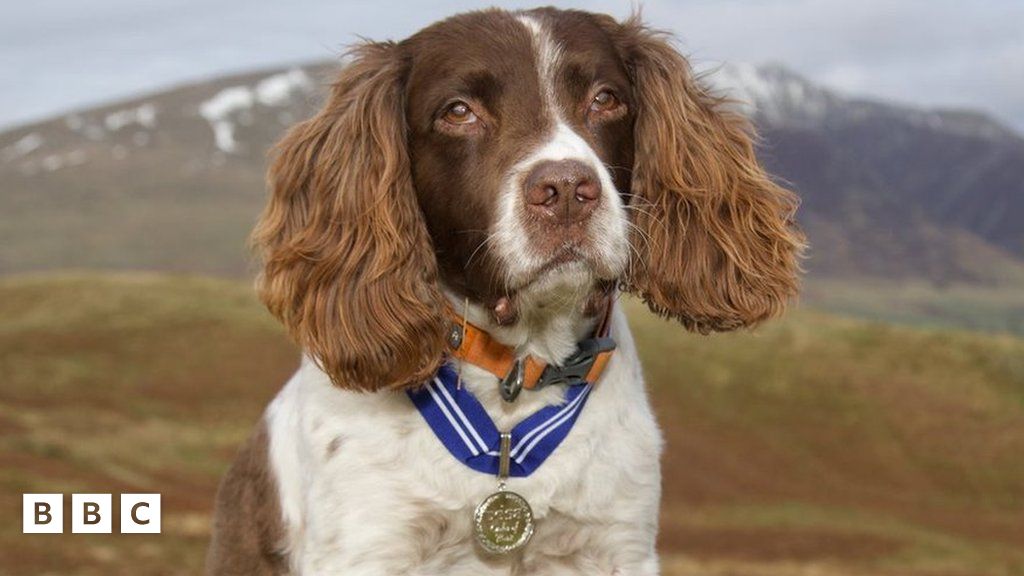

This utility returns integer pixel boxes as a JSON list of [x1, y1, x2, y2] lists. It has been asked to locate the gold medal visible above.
[[474, 432, 535, 554], [474, 489, 534, 554]]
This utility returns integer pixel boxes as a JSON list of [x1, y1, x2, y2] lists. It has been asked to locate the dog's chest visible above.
[[269, 327, 661, 575]]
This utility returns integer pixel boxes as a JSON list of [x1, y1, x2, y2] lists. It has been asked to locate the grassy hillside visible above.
[[803, 278, 1024, 336], [1, 274, 1022, 575]]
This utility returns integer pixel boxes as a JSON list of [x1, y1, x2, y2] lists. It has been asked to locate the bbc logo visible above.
[[23, 494, 161, 534]]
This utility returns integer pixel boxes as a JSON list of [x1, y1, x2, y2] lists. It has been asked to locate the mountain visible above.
[[0, 63, 331, 276], [709, 63, 1024, 285], [1, 60, 1022, 328]]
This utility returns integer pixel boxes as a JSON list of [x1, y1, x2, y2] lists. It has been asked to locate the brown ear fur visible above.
[[251, 42, 447, 391], [613, 17, 805, 332]]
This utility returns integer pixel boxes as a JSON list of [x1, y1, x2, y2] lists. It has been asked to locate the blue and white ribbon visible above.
[[408, 363, 593, 477]]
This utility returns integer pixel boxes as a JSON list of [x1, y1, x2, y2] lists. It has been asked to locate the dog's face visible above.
[[253, 8, 804, 391], [404, 11, 635, 306]]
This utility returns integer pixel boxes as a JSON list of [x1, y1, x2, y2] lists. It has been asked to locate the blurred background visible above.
[[1, 1, 1022, 574]]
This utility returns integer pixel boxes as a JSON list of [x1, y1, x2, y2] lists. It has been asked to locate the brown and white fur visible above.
[[206, 8, 803, 575]]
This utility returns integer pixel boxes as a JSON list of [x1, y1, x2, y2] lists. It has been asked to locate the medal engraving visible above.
[[474, 490, 534, 554], [474, 431, 534, 554]]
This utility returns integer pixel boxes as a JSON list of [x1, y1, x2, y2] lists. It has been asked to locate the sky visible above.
[[1, 0, 1022, 132]]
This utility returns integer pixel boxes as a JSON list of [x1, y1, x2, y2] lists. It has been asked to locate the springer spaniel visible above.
[[207, 7, 802, 575]]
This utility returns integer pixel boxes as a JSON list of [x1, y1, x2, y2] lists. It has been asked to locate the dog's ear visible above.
[[608, 16, 804, 332], [252, 42, 447, 391]]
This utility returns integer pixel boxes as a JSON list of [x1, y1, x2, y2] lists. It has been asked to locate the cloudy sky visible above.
[[2, 0, 1022, 131]]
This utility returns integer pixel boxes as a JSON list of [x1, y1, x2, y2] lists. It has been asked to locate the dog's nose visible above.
[[522, 160, 600, 224]]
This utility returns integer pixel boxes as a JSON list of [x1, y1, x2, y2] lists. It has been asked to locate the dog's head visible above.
[[253, 8, 804, 391]]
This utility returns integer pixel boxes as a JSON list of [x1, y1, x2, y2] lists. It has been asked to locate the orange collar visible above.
[[445, 299, 616, 402]]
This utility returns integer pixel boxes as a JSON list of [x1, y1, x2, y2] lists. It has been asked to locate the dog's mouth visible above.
[[534, 247, 584, 276], [514, 244, 620, 294], [512, 245, 592, 287], [488, 249, 614, 326]]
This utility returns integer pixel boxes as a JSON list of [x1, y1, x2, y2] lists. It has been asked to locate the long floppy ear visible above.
[[252, 42, 447, 391], [613, 18, 805, 332]]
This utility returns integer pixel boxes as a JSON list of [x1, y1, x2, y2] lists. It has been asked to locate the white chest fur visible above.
[[265, 307, 663, 575]]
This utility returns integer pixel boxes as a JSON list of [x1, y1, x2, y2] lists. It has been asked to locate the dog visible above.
[[206, 7, 802, 575]]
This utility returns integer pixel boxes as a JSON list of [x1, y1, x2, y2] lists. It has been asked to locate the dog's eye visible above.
[[442, 101, 479, 125], [589, 90, 620, 113]]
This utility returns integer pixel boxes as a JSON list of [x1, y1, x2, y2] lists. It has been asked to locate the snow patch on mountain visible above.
[[104, 103, 158, 131], [200, 87, 255, 123], [255, 69, 312, 106], [200, 87, 253, 153], [704, 63, 833, 127], [705, 63, 1019, 142], [1, 133, 44, 162], [199, 68, 313, 153], [16, 149, 87, 175]]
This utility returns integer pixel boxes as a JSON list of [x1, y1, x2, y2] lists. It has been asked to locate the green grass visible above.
[[804, 278, 1024, 336], [0, 273, 1022, 575]]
